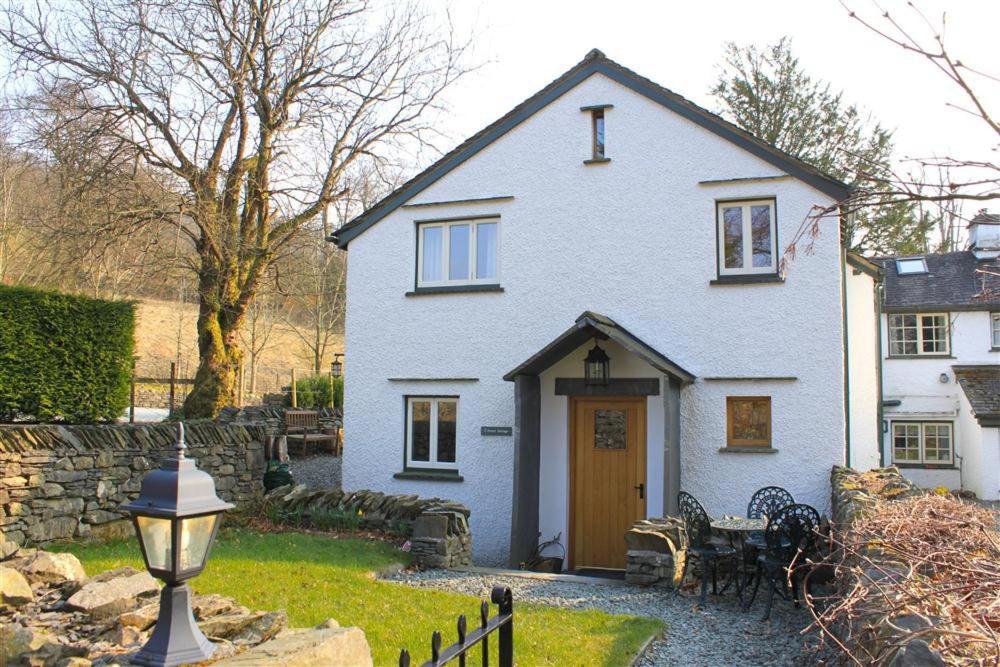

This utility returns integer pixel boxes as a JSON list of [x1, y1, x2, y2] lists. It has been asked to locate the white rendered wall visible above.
[[343, 72, 847, 564], [981, 427, 1000, 501], [957, 390, 984, 496], [881, 310, 999, 492], [845, 267, 880, 470]]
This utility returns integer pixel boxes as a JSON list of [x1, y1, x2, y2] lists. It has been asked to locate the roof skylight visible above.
[[896, 257, 928, 275]]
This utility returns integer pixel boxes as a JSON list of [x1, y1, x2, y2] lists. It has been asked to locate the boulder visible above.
[[0, 537, 19, 560], [0, 566, 34, 608], [65, 567, 158, 620], [214, 623, 372, 667], [20, 551, 87, 585]]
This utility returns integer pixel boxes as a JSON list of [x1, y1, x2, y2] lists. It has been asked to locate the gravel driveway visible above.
[[287, 453, 342, 490], [383, 569, 819, 666]]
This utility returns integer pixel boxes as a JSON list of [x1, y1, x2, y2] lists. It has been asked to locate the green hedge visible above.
[[0, 285, 135, 423], [289, 374, 343, 409]]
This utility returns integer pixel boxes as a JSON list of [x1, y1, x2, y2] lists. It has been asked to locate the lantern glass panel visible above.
[[137, 516, 173, 571], [179, 514, 219, 571]]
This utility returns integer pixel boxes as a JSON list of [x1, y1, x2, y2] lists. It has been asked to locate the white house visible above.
[[331, 50, 880, 568], [877, 211, 1000, 501]]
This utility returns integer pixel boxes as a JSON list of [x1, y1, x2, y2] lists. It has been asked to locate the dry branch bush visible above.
[[806, 492, 1000, 665]]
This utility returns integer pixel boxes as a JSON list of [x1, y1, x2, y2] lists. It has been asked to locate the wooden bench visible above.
[[284, 409, 340, 456]]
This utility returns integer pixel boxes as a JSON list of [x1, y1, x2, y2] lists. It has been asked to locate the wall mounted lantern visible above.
[[331, 353, 344, 378], [122, 423, 233, 667], [584, 340, 610, 386]]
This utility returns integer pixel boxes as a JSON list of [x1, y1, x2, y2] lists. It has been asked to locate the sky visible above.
[[423, 0, 998, 194]]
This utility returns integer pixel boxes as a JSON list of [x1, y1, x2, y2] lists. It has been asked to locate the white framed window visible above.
[[896, 257, 927, 275], [717, 199, 777, 276], [417, 218, 499, 288], [887, 313, 949, 356], [406, 397, 458, 470], [891, 421, 953, 465], [991, 312, 1000, 349]]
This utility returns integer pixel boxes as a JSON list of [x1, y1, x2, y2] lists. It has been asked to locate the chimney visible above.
[[968, 209, 1000, 259]]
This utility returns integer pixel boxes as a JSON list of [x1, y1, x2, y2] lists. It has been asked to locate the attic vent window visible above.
[[896, 257, 928, 275], [581, 104, 613, 164]]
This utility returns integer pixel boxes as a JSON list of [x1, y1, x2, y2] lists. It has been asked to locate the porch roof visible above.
[[502, 311, 696, 384]]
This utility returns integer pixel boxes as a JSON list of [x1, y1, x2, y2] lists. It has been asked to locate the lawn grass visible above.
[[58, 529, 662, 665]]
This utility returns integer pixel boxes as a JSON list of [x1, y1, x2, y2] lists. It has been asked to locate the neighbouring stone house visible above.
[[330, 49, 881, 568]]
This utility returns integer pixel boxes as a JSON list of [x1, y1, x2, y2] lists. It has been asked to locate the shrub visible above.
[[289, 373, 343, 409], [0, 285, 135, 423]]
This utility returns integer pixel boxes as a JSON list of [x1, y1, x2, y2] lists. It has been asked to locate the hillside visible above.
[[133, 299, 343, 393]]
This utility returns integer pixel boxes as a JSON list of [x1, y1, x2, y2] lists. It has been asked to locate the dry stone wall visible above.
[[264, 484, 472, 569], [0, 422, 267, 554]]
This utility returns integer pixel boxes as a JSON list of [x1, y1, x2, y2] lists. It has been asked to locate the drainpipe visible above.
[[874, 280, 886, 468], [841, 248, 852, 467]]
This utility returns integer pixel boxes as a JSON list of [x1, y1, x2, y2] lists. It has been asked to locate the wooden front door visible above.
[[569, 396, 647, 570]]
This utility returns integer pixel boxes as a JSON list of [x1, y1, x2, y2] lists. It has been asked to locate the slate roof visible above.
[[876, 251, 1000, 311], [971, 211, 1000, 225], [953, 365, 1000, 426], [331, 48, 850, 249], [503, 311, 695, 383]]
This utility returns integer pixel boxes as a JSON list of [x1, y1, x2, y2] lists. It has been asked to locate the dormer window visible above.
[[896, 257, 928, 275], [581, 104, 612, 164]]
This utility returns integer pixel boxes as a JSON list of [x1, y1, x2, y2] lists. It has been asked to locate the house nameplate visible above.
[[480, 426, 513, 436]]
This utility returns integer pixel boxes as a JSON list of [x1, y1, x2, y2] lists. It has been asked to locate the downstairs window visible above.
[[891, 421, 953, 465], [406, 397, 458, 470]]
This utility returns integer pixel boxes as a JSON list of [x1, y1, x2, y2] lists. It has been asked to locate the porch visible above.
[[504, 311, 695, 569]]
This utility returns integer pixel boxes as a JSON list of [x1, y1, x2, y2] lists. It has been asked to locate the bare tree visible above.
[[239, 285, 279, 394], [0, 0, 470, 416], [783, 2, 997, 267], [0, 122, 36, 284]]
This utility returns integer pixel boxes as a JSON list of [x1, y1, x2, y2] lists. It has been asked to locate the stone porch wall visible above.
[[0, 422, 267, 555]]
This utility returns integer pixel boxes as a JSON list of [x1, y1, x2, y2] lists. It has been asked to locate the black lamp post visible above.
[[331, 353, 343, 378], [122, 423, 233, 667], [584, 340, 610, 386]]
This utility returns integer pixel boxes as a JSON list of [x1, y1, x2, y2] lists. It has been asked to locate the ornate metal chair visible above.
[[744, 503, 821, 620], [677, 491, 738, 606], [744, 486, 795, 549]]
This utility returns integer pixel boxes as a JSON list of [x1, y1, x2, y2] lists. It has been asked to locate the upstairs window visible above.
[[417, 218, 499, 287], [887, 313, 949, 356], [717, 199, 777, 276], [896, 257, 928, 275], [992, 312, 999, 349], [581, 104, 612, 163]]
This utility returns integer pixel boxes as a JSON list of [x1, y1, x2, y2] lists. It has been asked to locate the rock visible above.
[[120, 601, 161, 630], [1, 625, 62, 664], [412, 513, 449, 539], [199, 612, 266, 639], [0, 565, 34, 608], [86, 520, 133, 542], [27, 516, 78, 543], [624, 529, 674, 553], [193, 594, 242, 620], [228, 611, 288, 645], [213, 625, 372, 667], [56, 658, 92, 667], [0, 537, 19, 560], [888, 639, 946, 667], [65, 567, 158, 620], [108, 623, 146, 647], [20, 551, 87, 585], [56, 659, 92, 667]]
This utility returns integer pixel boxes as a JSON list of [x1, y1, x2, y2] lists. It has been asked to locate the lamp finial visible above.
[[176, 421, 187, 457]]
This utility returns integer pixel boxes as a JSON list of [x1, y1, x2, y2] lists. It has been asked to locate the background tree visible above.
[[238, 282, 279, 394], [711, 37, 930, 254], [0, 0, 469, 417]]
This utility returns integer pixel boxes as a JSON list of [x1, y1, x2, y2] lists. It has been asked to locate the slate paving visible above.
[[384, 569, 821, 666]]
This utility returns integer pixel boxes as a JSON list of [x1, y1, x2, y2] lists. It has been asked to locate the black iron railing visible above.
[[399, 586, 513, 667]]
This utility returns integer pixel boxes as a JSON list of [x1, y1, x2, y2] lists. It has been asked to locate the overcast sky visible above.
[[425, 0, 997, 194]]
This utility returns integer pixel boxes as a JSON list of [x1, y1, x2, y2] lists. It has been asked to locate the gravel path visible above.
[[288, 453, 342, 489], [383, 569, 820, 666]]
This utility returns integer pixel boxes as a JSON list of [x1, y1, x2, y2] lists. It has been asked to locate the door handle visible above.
[[635, 483, 644, 499]]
